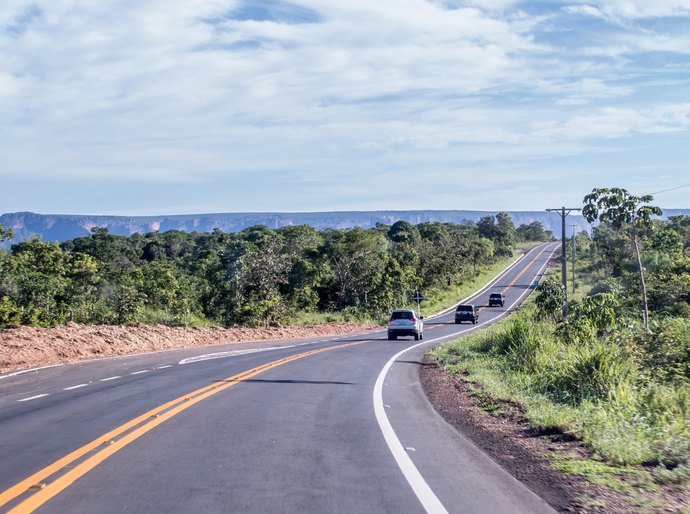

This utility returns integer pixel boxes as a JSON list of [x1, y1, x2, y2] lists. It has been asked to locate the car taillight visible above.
[[388, 317, 395, 322], [409, 317, 416, 321]]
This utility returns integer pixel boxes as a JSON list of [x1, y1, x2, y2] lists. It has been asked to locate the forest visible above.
[[0, 213, 550, 328]]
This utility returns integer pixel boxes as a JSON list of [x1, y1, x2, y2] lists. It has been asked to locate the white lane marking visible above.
[[372, 244, 558, 513], [63, 383, 89, 391], [130, 370, 150, 375], [155, 365, 172, 369], [99, 376, 121, 382], [178, 342, 316, 365], [18, 394, 49, 402], [373, 337, 449, 514], [0, 364, 62, 381], [179, 348, 270, 364]]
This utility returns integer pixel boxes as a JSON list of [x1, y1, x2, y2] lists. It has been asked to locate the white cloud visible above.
[[565, 1, 690, 20], [1, 0, 690, 213]]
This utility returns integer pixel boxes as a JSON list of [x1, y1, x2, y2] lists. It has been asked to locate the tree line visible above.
[[0, 213, 552, 328]]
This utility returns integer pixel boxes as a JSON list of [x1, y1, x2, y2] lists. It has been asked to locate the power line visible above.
[[649, 183, 690, 195]]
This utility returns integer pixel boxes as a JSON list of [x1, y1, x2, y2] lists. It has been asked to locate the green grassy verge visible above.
[[429, 298, 690, 496]]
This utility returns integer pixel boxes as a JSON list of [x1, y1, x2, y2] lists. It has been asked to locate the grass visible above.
[[429, 298, 690, 490], [546, 453, 657, 494]]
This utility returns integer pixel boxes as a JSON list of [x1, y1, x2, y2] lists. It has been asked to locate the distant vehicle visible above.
[[387, 309, 424, 340], [489, 292, 505, 307], [455, 304, 479, 324]]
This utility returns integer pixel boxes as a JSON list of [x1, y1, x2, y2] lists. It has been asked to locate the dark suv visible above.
[[489, 292, 505, 307], [455, 304, 479, 324]]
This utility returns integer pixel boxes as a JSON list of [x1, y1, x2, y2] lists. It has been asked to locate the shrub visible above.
[[0, 296, 21, 326], [625, 318, 690, 383]]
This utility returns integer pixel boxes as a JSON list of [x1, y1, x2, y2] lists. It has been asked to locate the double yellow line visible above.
[[1, 340, 368, 513], [498, 243, 553, 295]]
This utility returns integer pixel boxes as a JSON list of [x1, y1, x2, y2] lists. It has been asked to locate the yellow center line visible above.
[[465, 244, 553, 311], [501, 244, 552, 293], [1, 340, 368, 513]]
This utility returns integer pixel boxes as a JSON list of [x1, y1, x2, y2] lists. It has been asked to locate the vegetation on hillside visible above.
[[0, 214, 550, 328], [432, 192, 690, 491]]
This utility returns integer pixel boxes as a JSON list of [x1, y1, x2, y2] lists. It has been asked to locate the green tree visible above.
[[535, 277, 566, 322], [0, 223, 13, 242], [517, 221, 547, 242], [279, 225, 325, 312], [469, 238, 494, 273], [64, 252, 101, 322], [9, 238, 69, 325], [388, 221, 420, 245], [323, 228, 387, 310], [494, 212, 517, 256], [583, 187, 662, 328]]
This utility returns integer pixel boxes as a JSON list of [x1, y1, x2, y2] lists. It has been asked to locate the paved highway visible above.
[[0, 243, 558, 514]]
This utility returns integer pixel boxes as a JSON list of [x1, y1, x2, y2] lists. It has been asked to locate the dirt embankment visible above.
[[0, 322, 379, 373]]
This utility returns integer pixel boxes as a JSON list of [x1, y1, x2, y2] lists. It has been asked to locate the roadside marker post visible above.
[[413, 291, 424, 317]]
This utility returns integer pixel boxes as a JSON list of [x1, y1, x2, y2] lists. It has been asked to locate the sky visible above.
[[1, 0, 689, 216]]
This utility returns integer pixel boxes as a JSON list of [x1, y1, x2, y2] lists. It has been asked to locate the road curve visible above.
[[0, 243, 558, 514]]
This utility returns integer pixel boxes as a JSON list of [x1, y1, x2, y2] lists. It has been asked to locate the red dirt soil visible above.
[[0, 322, 378, 373]]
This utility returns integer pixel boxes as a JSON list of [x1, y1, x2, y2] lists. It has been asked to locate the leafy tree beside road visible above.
[[583, 187, 662, 328]]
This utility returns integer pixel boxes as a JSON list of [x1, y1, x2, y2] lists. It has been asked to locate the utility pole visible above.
[[570, 224, 578, 295], [546, 207, 582, 318]]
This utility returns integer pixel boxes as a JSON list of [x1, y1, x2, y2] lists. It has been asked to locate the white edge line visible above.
[[373, 243, 558, 513], [99, 376, 121, 382], [373, 341, 449, 514], [0, 364, 63, 381], [130, 370, 150, 375], [18, 394, 49, 402]]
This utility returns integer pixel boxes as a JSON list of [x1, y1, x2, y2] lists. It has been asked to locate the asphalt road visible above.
[[0, 243, 559, 514]]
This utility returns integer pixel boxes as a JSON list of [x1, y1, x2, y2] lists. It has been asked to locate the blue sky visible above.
[[1, 0, 689, 215]]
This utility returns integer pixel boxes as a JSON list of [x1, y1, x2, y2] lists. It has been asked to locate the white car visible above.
[[387, 309, 424, 340]]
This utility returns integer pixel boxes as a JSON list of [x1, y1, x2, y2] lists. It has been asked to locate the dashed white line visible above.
[[63, 383, 89, 391], [99, 376, 121, 382], [18, 394, 49, 402], [155, 365, 172, 369], [130, 370, 150, 375]]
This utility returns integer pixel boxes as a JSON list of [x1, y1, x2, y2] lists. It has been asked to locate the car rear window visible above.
[[490, 294, 502, 298], [391, 311, 414, 319], [456, 305, 473, 312]]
